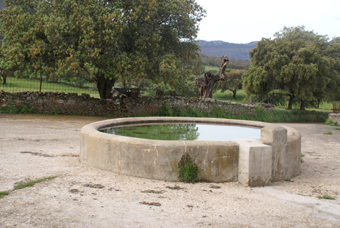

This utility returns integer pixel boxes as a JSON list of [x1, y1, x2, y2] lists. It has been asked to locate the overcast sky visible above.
[[195, 0, 340, 43]]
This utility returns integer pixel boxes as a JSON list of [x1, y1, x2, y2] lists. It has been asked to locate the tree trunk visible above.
[[317, 98, 321, 109], [195, 55, 230, 98], [2, 76, 6, 85], [300, 100, 306, 111], [203, 75, 220, 98], [96, 75, 116, 99], [232, 90, 237, 99], [287, 96, 294, 110], [39, 74, 43, 92]]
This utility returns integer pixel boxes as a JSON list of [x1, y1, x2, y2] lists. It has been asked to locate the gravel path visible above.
[[0, 114, 339, 227]]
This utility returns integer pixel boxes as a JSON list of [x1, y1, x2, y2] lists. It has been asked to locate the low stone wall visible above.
[[0, 91, 257, 117], [0, 91, 330, 122], [329, 113, 340, 125], [0, 91, 123, 116]]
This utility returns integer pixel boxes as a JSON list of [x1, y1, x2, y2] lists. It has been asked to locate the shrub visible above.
[[178, 154, 198, 183], [0, 102, 37, 114], [325, 119, 338, 126]]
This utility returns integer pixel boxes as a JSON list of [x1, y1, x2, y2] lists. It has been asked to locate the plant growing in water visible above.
[[178, 154, 198, 183]]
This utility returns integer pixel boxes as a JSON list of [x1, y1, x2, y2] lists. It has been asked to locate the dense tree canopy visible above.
[[325, 37, 340, 101], [0, 0, 206, 98], [243, 26, 340, 110]]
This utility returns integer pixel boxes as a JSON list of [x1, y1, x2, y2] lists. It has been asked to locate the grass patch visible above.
[[204, 66, 219, 72], [325, 119, 338, 126], [0, 77, 99, 98], [276, 101, 334, 113], [150, 102, 328, 123], [300, 154, 305, 163], [324, 131, 333, 135], [212, 89, 247, 103], [0, 176, 57, 198], [51, 109, 61, 115], [269, 109, 328, 123], [318, 195, 335, 200], [284, 178, 294, 182], [178, 154, 198, 183], [0, 191, 9, 198], [335, 128, 340, 130], [0, 102, 37, 114], [13, 176, 57, 190]]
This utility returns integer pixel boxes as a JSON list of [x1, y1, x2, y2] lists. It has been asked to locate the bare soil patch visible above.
[[0, 114, 339, 227]]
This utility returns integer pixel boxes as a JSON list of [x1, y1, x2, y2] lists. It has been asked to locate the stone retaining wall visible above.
[[0, 91, 257, 117], [0, 91, 330, 122]]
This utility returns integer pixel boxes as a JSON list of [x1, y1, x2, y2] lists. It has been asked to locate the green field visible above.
[[213, 89, 333, 112], [212, 89, 247, 103], [204, 66, 219, 72], [278, 103, 333, 113], [0, 77, 100, 98]]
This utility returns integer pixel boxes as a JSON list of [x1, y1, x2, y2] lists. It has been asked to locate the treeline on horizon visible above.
[[200, 53, 251, 70]]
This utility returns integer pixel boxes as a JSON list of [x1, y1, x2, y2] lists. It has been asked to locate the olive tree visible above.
[[243, 26, 339, 110]]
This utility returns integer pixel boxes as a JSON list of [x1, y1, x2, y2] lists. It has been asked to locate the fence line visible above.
[[0, 76, 100, 98]]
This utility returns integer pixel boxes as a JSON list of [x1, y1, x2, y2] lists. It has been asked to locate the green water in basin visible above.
[[100, 124, 261, 141]]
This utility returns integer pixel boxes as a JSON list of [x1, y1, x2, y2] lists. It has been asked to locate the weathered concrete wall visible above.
[[80, 117, 301, 186], [284, 126, 302, 179], [237, 140, 272, 187], [329, 113, 340, 125], [261, 125, 301, 181], [80, 117, 241, 182], [261, 126, 287, 182]]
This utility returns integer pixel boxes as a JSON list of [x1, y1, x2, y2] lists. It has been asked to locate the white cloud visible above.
[[195, 0, 340, 43]]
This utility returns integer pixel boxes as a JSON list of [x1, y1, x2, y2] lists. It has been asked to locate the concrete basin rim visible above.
[[85, 116, 272, 129], [80, 117, 287, 144], [80, 117, 302, 184]]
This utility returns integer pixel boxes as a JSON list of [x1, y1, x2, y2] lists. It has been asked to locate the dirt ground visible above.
[[0, 114, 339, 228]]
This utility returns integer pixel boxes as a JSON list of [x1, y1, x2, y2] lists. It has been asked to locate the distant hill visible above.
[[197, 40, 258, 60], [0, 0, 4, 10]]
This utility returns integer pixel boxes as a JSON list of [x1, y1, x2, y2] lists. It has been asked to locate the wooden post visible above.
[[39, 74, 43, 92]]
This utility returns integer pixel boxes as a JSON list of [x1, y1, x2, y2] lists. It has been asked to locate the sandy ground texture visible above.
[[0, 114, 340, 228]]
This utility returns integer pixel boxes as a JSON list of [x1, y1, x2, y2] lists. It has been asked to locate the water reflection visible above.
[[100, 124, 261, 141], [101, 124, 199, 140]]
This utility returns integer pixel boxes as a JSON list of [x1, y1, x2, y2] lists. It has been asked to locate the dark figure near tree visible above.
[[195, 55, 230, 98]]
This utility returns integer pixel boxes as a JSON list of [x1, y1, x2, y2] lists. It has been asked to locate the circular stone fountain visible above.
[[80, 117, 301, 187]]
